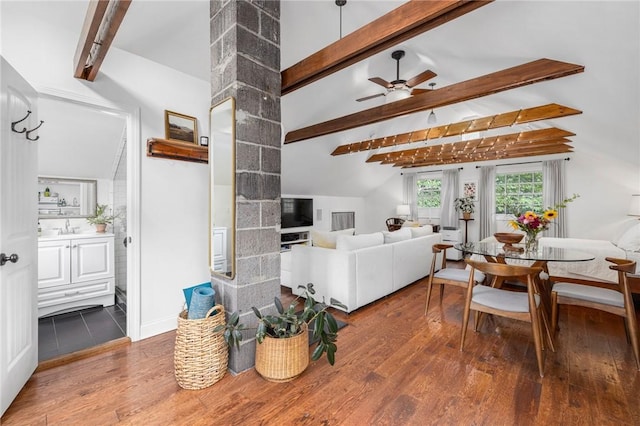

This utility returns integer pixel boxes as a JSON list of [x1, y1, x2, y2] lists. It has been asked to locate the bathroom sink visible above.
[[40, 229, 60, 237]]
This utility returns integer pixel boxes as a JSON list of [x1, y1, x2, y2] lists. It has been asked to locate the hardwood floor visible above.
[[3, 270, 640, 425]]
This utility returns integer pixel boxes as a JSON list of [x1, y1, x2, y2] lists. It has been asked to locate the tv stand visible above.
[[280, 228, 311, 289], [280, 230, 310, 251]]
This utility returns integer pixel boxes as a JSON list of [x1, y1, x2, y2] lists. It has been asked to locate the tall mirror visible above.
[[210, 97, 235, 278]]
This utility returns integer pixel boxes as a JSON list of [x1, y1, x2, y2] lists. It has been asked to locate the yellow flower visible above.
[[509, 220, 519, 230], [543, 209, 558, 220], [524, 211, 537, 220]]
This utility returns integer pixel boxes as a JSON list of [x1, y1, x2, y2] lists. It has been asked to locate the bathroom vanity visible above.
[[37, 233, 115, 317]]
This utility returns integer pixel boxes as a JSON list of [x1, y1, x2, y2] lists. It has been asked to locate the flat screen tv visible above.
[[281, 198, 313, 229]]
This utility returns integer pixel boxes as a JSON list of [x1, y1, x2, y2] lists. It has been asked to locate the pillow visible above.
[[336, 232, 384, 251], [615, 223, 640, 252], [383, 228, 412, 244], [410, 225, 433, 238], [402, 220, 420, 228], [311, 228, 355, 249]]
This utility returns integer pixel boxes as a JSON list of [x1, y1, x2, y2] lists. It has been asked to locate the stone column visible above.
[[209, 0, 281, 372]]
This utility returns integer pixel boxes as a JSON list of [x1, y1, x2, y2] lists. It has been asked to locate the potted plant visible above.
[[220, 283, 346, 382], [454, 196, 475, 219], [86, 204, 116, 233]]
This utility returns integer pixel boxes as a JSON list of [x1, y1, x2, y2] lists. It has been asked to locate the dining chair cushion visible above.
[[434, 268, 485, 283], [472, 285, 540, 313], [552, 282, 624, 308]]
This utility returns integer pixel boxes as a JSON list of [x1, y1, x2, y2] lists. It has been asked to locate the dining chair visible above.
[[551, 257, 639, 370], [460, 259, 546, 377], [424, 244, 485, 315]]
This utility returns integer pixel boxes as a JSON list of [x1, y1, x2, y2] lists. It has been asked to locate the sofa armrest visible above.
[[291, 245, 356, 311]]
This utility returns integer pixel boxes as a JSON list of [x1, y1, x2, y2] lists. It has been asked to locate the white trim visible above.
[[36, 87, 142, 342]]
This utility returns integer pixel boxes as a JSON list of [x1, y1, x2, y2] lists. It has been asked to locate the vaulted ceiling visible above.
[[4, 1, 638, 198], [280, 1, 638, 196]]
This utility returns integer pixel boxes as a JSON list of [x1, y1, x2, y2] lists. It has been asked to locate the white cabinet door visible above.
[[37, 239, 71, 288], [71, 237, 114, 283], [212, 227, 227, 272]]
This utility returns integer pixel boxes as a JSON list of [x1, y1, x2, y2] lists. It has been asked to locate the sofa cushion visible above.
[[383, 228, 412, 244], [410, 225, 433, 238], [311, 228, 355, 249], [402, 220, 420, 228], [336, 232, 384, 251]]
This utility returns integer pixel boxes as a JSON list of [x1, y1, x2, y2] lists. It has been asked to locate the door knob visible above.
[[0, 253, 19, 266]]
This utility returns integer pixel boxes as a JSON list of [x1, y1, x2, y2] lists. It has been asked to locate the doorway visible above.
[[35, 92, 141, 360]]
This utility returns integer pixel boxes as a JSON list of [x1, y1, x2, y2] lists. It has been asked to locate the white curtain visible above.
[[440, 169, 459, 229], [478, 166, 496, 240], [331, 211, 355, 231], [543, 159, 567, 237], [403, 172, 418, 221]]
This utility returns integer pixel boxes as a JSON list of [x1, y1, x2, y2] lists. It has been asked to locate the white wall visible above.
[[1, 3, 211, 339], [282, 194, 367, 234], [364, 154, 640, 244]]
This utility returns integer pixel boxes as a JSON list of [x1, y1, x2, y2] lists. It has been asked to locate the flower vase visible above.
[[524, 231, 539, 252]]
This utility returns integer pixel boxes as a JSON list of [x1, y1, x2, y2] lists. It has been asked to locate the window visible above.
[[417, 177, 441, 208], [495, 171, 543, 214]]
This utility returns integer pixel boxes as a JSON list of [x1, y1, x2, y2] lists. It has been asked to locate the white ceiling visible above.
[[16, 1, 640, 195], [38, 97, 125, 179]]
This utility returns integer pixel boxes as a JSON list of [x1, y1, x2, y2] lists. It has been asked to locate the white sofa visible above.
[[291, 228, 443, 313]]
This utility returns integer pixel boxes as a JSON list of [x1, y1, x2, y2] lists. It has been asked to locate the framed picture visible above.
[[164, 110, 198, 144], [463, 181, 477, 198], [199, 136, 209, 147]]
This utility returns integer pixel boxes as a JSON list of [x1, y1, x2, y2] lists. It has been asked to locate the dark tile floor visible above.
[[38, 305, 126, 362]]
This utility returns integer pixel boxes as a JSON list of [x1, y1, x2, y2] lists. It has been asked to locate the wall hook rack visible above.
[[11, 110, 31, 133], [25, 120, 44, 141]]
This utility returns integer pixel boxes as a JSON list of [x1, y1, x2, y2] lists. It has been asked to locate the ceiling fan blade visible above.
[[368, 77, 392, 88], [410, 88, 430, 95], [405, 69, 437, 88], [356, 93, 386, 102]]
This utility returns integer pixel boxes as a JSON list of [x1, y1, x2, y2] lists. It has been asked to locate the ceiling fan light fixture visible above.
[[385, 87, 411, 103]]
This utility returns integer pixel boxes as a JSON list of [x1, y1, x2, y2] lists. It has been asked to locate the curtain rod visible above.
[[401, 167, 463, 175], [475, 157, 570, 169]]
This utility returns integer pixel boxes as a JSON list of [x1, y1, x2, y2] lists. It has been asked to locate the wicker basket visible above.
[[254, 323, 309, 382], [174, 304, 228, 390]]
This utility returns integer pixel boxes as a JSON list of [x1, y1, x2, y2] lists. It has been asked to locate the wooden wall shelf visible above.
[[147, 138, 208, 164]]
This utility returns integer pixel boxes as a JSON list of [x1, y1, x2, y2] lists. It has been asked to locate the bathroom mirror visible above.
[[37, 176, 97, 218], [210, 97, 235, 278]]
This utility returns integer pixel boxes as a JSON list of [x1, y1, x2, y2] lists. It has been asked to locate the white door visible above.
[[0, 57, 39, 416]]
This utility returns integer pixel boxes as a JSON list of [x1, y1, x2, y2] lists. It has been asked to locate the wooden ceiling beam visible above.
[[367, 128, 575, 163], [285, 59, 584, 144], [331, 103, 582, 156], [399, 145, 574, 168], [389, 138, 573, 166], [73, 0, 131, 81], [281, 1, 492, 95]]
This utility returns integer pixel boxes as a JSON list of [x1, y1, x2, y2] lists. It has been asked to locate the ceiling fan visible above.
[[356, 50, 437, 102]]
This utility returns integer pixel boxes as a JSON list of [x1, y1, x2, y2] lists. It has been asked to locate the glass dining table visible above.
[[454, 241, 596, 349]]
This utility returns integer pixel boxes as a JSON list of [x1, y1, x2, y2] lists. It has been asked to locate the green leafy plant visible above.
[[454, 196, 475, 214], [86, 204, 117, 225], [218, 283, 346, 365]]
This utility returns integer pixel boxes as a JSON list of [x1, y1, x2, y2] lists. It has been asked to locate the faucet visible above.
[[64, 219, 70, 234]]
